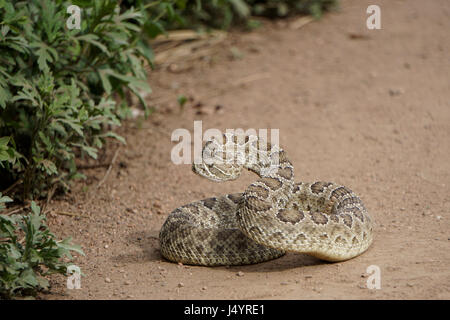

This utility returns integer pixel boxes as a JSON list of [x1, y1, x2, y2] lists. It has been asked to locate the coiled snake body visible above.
[[159, 134, 373, 266]]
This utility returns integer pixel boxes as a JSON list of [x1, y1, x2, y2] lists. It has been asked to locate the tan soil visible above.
[[42, 0, 450, 299]]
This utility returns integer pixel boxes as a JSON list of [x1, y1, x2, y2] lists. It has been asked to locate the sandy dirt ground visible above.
[[41, 0, 450, 299]]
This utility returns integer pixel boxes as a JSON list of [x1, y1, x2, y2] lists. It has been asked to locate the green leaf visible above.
[[0, 136, 10, 148], [76, 34, 110, 56], [72, 143, 98, 159], [229, 0, 250, 17], [102, 131, 126, 145], [0, 84, 12, 109], [0, 195, 13, 203], [29, 42, 59, 72], [20, 268, 39, 287], [0, 193, 13, 211], [143, 20, 166, 38], [57, 237, 85, 256], [30, 201, 40, 215], [58, 119, 84, 137], [98, 69, 112, 94], [0, 150, 12, 162], [177, 95, 187, 107]]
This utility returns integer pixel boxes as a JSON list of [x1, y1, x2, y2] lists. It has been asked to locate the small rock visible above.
[[280, 282, 288, 285], [202, 286, 207, 290], [389, 88, 404, 97], [168, 63, 179, 73], [126, 207, 137, 214], [236, 271, 244, 277], [406, 283, 414, 287], [178, 282, 184, 288], [304, 275, 313, 279], [125, 280, 132, 285], [436, 215, 442, 220], [195, 108, 212, 116], [105, 277, 111, 283], [153, 201, 162, 209], [104, 245, 109, 249]]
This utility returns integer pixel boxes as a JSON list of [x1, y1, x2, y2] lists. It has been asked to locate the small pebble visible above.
[[104, 245, 109, 249], [389, 88, 404, 97], [126, 208, 136, 214], [436, 215, 442, 220], [178, 282, 184, 288], [153, 201, 162, 209], [125, 280, 132, 285], [105, 277, 111, 283], [236, 271, 244, 277], [202, 286, 207, 290]]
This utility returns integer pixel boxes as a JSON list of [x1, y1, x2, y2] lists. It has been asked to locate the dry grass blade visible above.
[[53, 211, 84, 217], [151, 30, 227, 66], [96, 147, 121, 190], [289, 16, 314, 29], [152, 30, 212, 43]]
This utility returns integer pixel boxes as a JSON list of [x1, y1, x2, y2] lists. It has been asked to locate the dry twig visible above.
[[95, 147, 121, 190]]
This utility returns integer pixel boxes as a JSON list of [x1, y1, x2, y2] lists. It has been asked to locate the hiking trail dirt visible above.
[[42, 0, 450, 299]]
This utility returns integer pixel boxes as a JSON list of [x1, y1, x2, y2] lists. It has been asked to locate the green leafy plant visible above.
[[134, 0, 338, 30], [0, 201, 84, 299], [0, 0, 154, 200], [247, 0, 337, 19]]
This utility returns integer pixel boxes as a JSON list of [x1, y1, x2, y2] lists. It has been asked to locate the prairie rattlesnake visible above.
[[159, 133, 373, 265]]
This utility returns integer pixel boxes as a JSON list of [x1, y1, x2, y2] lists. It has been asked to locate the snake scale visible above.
[[159, 133, 373, 266]]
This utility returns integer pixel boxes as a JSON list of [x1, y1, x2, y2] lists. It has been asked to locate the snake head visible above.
[[192, 137, 243, 182]]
